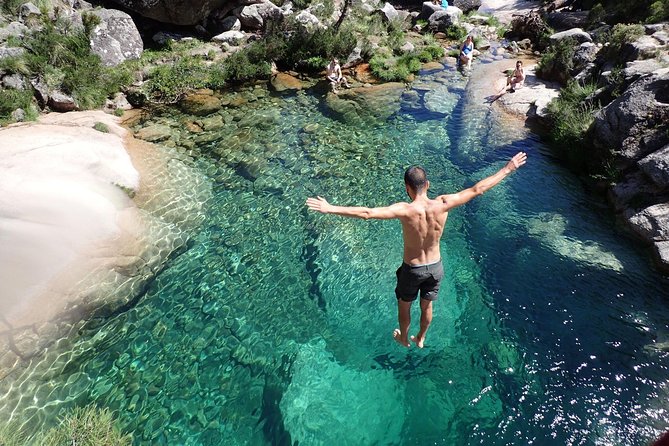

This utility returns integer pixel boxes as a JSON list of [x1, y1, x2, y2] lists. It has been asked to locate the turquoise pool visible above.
[[1, 63, 668, 445]]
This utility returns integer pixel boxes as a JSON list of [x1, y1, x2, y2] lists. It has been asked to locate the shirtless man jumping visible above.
[[306, 152, 527, 348]]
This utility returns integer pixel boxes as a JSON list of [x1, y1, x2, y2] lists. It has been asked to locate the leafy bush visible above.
[[0, 89, 37, 125], [587, 3, 606, 25], [443, 25, 468, 42], [385, 20, 406, 52], [609, 23, 644, 49], [144, 56, 209, 102], [222, 50, 272, 82], [417, 44, 445, 62], [20, 20, 134, 109], [546, 80, 599, 168], [647, 0, 669, 22], [369, 51, 422, 81], [536, 37, 576, 84]]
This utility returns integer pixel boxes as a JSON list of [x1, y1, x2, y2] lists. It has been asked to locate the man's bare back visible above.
[[306, 152, 527, 348]]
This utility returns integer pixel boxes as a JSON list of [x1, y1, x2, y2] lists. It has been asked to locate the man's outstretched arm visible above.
[[306, 196, 407, 220], [440, 152, 527, 210]]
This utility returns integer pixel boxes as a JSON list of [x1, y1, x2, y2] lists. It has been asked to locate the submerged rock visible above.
[[324, 82, 405, 123], [270, 72, 303, 92], [180, 89, 222, 116]]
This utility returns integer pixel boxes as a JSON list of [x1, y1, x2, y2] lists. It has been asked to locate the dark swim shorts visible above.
[[395, 260, 444, 302]]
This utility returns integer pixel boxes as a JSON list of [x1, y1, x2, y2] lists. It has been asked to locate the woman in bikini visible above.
[[506, 60, 525, 92]]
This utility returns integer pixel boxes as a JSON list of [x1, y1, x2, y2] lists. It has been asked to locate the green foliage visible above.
[[0, 56, 30, 75], [369, 51, 422, 82], [537, 37, 576, 84], [546, 80, 599, 167], [0, 89, 37, 125], [81, 11, 102, 37], [443, 25, 468, 42], [609, 23, 645, 49], [587, 3, 606, 25], [19, 20, 133, 109], [40, 406, 132, 446], [93, 122, 109, 133], [5, 35, 23, 47], [144, 56, 209, 102], [292, 0, 312, 10], [113, 108, 125, 117], [385, 20, 406, 52], [222, 50, 272, 82], [2, 0, 24, 16], [647, 0, 669, 22], [417, 44, 445, 62]]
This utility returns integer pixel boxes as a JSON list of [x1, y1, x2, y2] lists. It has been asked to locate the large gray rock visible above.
[[592, 68, 669, 164], [89, 9, 143, 67], [0, 46, 25, 60], [212, 30, 246, 45], [0, 22, 29, 42], [428, 6, 462, 32], [2, 73, 26, 90], [626, 203, 669, 242], [549, 28, 592, 44], [233, 1, 282, 31], [294, 10, 322, 31], [418, 1, 442, 21], [108, 0, 227, 26], [453, 0, 481, 13], [639, 144, 669, 189], [220, 15, 241, 32], [626, 35, 668, 61], [18, 3, 41, 25], [544, 11, 588, 31], [325, 82, 405, 123], [48, 91, 77, 112], [573, 42, 598, 72], [378, 2, 399, 22]]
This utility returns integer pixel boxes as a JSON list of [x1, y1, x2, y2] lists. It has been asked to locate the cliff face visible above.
[[108, 0, 229, 25]]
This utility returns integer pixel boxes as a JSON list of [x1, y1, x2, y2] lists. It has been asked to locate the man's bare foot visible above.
[[410, 335, 425, 348], [393, 329, 410, 348]]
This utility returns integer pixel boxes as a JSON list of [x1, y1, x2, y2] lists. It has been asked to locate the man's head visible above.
[[404, 165, 428, 196]]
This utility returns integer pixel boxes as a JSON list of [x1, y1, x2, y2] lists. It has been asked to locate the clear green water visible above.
[[2, 64, 669, 445]]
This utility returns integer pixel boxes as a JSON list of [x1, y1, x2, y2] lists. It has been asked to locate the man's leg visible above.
[[393, 299, 412, 348], [411, 299, 433, 348]]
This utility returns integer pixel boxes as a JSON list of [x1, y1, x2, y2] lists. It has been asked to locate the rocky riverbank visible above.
[[0, 111, 211, 379]]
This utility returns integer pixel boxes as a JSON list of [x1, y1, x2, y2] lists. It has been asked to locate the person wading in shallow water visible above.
[[306, 152, 527, 348]]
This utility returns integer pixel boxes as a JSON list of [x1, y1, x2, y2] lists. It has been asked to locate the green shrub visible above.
[[21, 20, 133, 109], [93, 122, 109, 133], [222, 50, 272, 82], [0, 56, 30, 75], [144, 56, 209, 102], [587, 3, 606, 25], [40, 406, 132, 446], [385, 20, 406, 52], [546, 80, 599, 167], [2, 0, 24, 15], [0, 89, 36, 125], [417, 44, 444, 62], [443, 25, 468, 42], [647, 0, 669, 22], [536, 37, 576, 84], [113, 108, 125, 117], [369, 51, 421, 81], [609, 22, 644, 49]]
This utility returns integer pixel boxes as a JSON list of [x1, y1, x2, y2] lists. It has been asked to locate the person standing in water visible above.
[[306, 152, 527, 348]]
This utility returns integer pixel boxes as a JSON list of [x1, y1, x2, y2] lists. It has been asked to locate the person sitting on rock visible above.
[[459, 35, 475, 69], [506, 60, 525, 92], [326, 58, 350, 94]]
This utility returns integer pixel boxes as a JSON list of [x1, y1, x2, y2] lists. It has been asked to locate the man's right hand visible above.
[[306, 196, 331, 214], [506, 152, 527, 172]]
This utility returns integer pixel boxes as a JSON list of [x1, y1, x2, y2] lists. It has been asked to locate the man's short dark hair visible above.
[[404, 165, 427, 192]]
